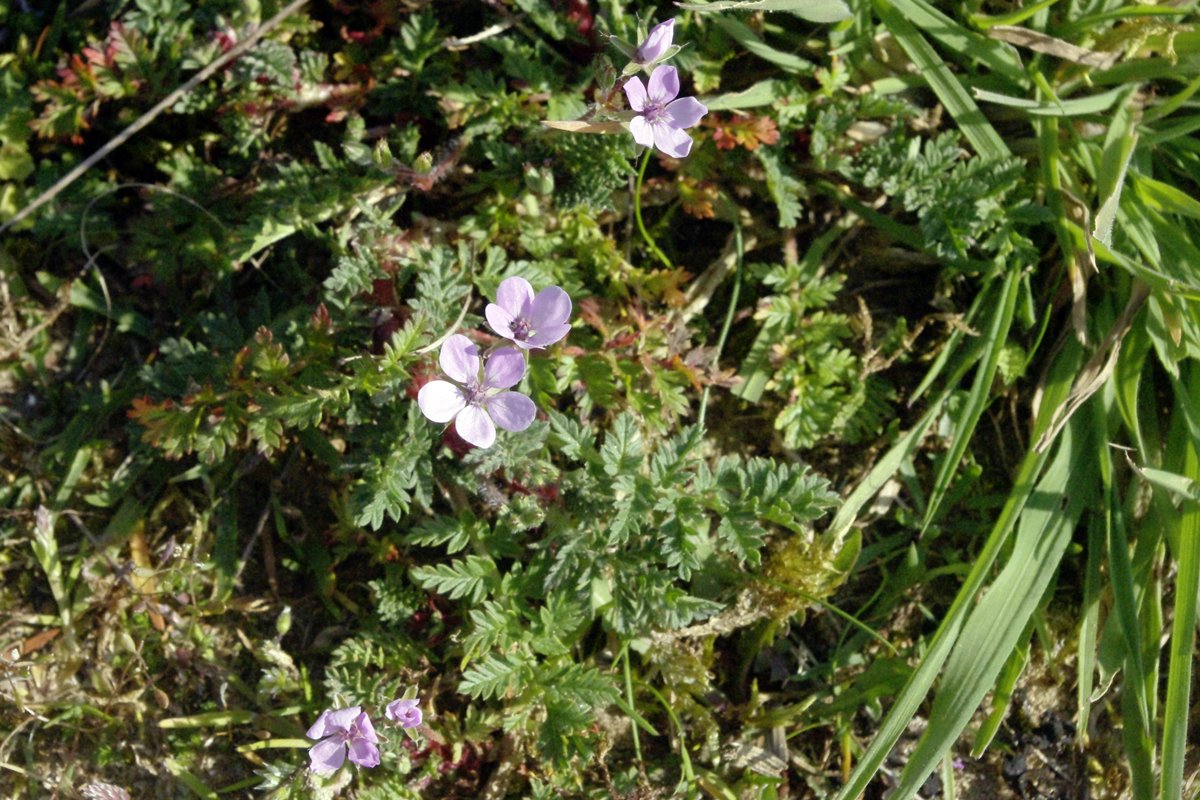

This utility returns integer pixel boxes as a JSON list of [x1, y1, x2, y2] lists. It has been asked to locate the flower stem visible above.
[[620, 642, 644, 764], [633, 148, 673, 269], [697, 219, 744, 428]]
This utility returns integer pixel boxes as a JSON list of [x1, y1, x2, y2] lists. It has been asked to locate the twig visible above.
[[0, 0, 310, 235], [443, 19, 515, 49]]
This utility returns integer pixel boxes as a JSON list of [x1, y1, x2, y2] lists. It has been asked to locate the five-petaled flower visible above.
[[485, 277, 572, 350], [635, 18, 674, 64], [417, 334, 536, 449], [306, 706, 381, 773], [623, 65, 707, 158], [385, 698, 423, 729]]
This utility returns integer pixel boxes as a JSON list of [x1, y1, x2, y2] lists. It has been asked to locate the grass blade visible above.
[[881, 0, 1027, 88], [922, 268, 1019, 530], [973, 84, 1129, 116], [1159, 367, 1200, 800], [874, 0, 1010, 160], [893, 411, 1091, 798], [833, 335, 1083, 800]]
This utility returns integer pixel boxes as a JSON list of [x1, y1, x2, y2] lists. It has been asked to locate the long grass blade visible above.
[[833, 335, 1084, 800], [880, 0, 1028, 88], [892, 411, 1091, 799], [1159, 366, 1200, 800], [922, 268, 1019, 530], [874, 0, 1010, 160]]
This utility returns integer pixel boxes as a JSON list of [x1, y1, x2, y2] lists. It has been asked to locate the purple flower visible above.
[[306, 706, 380, 773], [623, 65, 707, 159], [417, 334, 536, 449], [485, 277, 572, 350], [385, 698, 423, 729], [635, 19, 674, 64]]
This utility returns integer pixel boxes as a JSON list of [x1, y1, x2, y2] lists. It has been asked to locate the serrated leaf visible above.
[[410, 555, 499, 602], [459, 651, 534, 700]]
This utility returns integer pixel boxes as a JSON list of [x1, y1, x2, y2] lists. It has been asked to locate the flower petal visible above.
[[487, 392, 536, 433], [454, 404, 496, 448], [647, 65, 679, 104], [483, 348, 526, 389], [418, 380, 466, 423], [495, 276, 534, 317], [306, 710, 334, 740], [636, 18, 674, 63], [526, 323, 571, 348], [386, 699, 418, 722], [347, 738, 380, 769], [326, 707, 362, 731], [485, 303, 517, 340], [529, 285, 572, 327], [665, 96, 707, 130], [386, 699, 423, 728], [308, 738, 346, 773], [629, 116, 655, 148], [623, 76, 647, 112], [439, 334, 479, 384], [353, 711, 379, 744], [652, 123, 693, 158]]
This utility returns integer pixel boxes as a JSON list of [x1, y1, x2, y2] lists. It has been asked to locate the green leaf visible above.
[[893, 413, 1092, 797], [834, 335, 1084, 800], [410, 555, 500, 602], [459, 651, 534, 700], [712, 16, 812, 73], [600, 413, 644, 480], [973, 85, 1130, 117], [874, 0, 1010, 161], [677, 0, 852, 22]]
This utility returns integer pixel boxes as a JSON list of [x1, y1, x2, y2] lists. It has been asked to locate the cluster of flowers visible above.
[[621, 19, 707, 158], [417, 277, 572, 448], [307, 697, 423, 773]]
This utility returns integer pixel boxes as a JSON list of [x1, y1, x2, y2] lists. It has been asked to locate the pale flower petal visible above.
[[485, 303, 517, 339], [629, 116, 655, 148], [306, 710, 334, 740], [483, 348, 526, 390], [418, 380, 466, 423], [652, 123, 693, 158], [346, 714, 380, 768], [308, 738, 346, 773], [386, 698, 423, 728], [647, 65, 680, 104], [455, 404, 496, 448], [526, 323, 571, 348], [529, 286, 572, 327], [487, 392, 537, 433], [623, 75, 648, 112], [664, 96, 707, 129], [495, 276, 534, 316], [438, 334, 479, 384], [636, 19, 675, 63]]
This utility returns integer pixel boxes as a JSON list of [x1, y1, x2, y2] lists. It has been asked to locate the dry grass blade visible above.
[[988, 25, 1120, 68], [1034, 282, 1149, 453], [0, 0, 311, 235]]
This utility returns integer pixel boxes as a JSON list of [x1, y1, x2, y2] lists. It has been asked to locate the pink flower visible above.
[[385, 698, 423, 729], [417, 335, 536, 449], [635, 19, 674, 64], [623, 65, 707, 158], [485, 277, 572, 350], [306, 706, 380, 773]]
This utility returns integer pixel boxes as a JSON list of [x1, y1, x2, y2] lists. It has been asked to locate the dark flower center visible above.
[[643, 100, 667, 124], [462, 380, 487, 405], [510, 317, 532, 340]]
